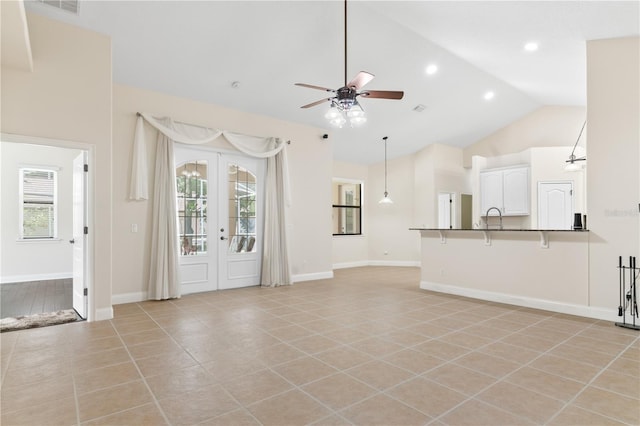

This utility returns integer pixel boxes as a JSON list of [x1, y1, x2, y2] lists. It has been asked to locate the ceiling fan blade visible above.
[[347, 71, 375, 90], [295, 83, 335, 93], [300, 98, 332, 109], [360, 90, 404, 100]]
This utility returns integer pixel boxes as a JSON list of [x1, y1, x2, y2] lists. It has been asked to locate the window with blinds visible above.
[[20, 168, 57, 239]]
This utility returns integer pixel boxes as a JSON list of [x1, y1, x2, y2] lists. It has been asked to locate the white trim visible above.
[[420, 280, 616, 322], [333, 261, 370, 270], [368, 260, 421, 267], [292, 271, 334, 283], [112, 291, 148, 305], [15, 238, 64, 243], [94, 307, 114, 321], [333, 260, 421, 269], [0, 272, 73, 284]]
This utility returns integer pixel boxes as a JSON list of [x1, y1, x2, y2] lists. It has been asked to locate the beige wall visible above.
[[587, 36, 640, 311], [1, 13, 112, 320], [463, 106, 586, 168], [368, 155, 420, 264], [112, 84, 333, 301]]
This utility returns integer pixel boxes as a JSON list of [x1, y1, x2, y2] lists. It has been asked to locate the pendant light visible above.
[[565, 120, 586, 171], [379, 136, 393, 204]]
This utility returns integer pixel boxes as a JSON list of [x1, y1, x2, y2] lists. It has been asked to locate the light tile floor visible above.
[[1, 266, 638, 425]]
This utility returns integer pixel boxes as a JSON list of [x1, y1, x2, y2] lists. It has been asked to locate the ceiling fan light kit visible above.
[[296, 0, 403, 128]]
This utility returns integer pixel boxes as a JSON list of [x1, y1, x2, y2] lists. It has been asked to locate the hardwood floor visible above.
[[0, 279, 73, 318]]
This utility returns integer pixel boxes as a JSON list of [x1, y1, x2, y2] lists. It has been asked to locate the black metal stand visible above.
[[615, 256, 640, 331]]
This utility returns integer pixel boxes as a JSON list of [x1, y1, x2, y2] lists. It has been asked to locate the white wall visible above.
[[368, 155, 420, 265], [587, 36, 640, 311], [464, 105, 586, 168], [470, 147, 587, 229], [0, 142, 79, 282], [529, 146, 587, 228], [112, 84, 333, 302], [1, 13, 112, 321]]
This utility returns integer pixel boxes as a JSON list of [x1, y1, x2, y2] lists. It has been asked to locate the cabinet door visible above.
[[503, 167, 529, 215], [480, 170, 503, 215]]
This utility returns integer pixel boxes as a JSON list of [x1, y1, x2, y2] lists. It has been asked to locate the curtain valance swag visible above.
[[129, 113, 289, 202]]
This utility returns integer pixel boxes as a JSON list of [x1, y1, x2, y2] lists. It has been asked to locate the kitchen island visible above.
[[410, 228, 606, 320]]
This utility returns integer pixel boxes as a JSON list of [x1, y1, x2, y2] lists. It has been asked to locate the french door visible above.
[[174, 145, 264, 294]]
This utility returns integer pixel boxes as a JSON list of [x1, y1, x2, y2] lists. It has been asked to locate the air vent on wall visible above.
[[39, 0, 79, 14]]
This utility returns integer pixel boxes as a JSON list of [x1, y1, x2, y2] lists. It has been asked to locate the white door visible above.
[[538, 182, 573, 229], [218, 154, 264, 289], [72, 152, 87, 318], [438, 193, 452, 229], [175, 146, 217, 294], [175, 146, 264, 293]]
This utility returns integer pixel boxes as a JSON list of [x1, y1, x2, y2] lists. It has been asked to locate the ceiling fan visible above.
[[295, 0, 404, 125]]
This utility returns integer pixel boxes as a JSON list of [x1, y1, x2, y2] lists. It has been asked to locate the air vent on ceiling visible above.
[[39, 0, 79, 14]]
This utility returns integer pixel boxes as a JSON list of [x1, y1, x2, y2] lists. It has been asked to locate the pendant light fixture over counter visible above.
[[379, 136, 393, 204], [565, 120, 587, 171]]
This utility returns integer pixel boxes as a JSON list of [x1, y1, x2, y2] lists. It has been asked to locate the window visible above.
[[176, 161, 208, 255], [20, 168, 57, 239], [332, 179, 362, 235]]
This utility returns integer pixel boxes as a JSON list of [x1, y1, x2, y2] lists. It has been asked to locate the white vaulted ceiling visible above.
[[23, 0, 640, 164]]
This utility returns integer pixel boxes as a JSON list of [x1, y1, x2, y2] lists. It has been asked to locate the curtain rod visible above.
[[136, 112, 291, 144]]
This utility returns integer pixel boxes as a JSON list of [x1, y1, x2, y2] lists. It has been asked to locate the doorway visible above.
[[174, 145, 265, 294], [0, 140, 89, 320], [461, 194, 473, 229], [438, 192, 455, 229]]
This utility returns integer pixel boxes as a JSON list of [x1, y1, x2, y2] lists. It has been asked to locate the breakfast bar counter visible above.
[[411, 228, 599, 319]]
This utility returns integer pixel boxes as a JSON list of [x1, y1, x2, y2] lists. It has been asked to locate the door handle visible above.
[[69, 239, 75, 244], [220, 236, 228, 241]]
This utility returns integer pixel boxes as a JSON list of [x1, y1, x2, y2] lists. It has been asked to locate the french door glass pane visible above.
[[228, 163, 257, 253], [176, 161, 207, 255]]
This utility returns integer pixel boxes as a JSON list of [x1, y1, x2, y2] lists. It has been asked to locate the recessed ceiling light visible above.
[[484, 91, 495, 101], [425, 64, 438, 75], [524, 42, 539, 52]]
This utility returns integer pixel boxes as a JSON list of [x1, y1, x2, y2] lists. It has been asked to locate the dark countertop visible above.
[[410, 228, 589, 232]]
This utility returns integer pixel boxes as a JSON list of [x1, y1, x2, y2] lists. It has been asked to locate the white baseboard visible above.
[[0, 272, 73, 284], [292, 271, 334, 283], [333, 260, 420, 269], [420, 280, 617, 322], [94, 306, 113, 321], [112, 291, 148, 305], [368, 260, 421, 267], [333, 261, 370, 270]]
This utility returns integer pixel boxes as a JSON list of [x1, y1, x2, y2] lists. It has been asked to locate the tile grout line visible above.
[[106, 306, 174, 426], [543, 327, 640, 425], [399, 309, 576, 425], [137, 301, 267, 426]]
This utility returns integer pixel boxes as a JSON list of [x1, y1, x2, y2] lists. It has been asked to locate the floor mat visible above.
[[0, 309, 78, 332]]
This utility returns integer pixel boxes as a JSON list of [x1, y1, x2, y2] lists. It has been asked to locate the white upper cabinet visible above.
[[480, 166, 530, 216]]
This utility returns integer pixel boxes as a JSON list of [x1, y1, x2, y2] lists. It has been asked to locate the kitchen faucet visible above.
[[485, 207, 503, 230]]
